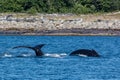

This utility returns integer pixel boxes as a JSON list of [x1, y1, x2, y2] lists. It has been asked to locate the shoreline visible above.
[[0, 12, 120, 36], [0, 28, 120, 36]]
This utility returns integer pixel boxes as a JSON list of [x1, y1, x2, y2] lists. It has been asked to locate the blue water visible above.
[[0, 36, 120, 80]]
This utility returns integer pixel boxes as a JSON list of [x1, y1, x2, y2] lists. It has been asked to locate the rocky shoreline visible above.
[[0, 28, 120, 36], [0, 12, 120, 35]]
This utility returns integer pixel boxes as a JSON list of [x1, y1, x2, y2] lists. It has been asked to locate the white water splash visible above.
[[21, 54, 32, 57], [78, 54, 88, 57], [2, 53, 13, 57], [44, 53, 67, 58]]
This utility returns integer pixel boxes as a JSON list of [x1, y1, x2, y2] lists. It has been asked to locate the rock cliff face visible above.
[[0, 13, 120, 35]]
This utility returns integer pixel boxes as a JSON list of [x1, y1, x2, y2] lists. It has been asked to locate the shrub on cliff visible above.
[[0, 0, 119, 14]]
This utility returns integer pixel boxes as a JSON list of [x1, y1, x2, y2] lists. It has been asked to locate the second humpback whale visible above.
[[12, 44, 45, 56], [69, 49, 100, 57]]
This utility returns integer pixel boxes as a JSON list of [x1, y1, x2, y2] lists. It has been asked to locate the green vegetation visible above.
[[0, 0, 120, 14]]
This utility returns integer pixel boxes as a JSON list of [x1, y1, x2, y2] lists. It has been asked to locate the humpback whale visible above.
[[12, 44, 45, 56], [69, 49, 100, 57]]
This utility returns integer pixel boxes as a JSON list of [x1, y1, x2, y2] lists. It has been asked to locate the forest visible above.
[[0, 0, 120, 14]]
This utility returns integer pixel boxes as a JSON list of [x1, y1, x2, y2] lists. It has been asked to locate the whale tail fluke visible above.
[[13, 44, 45, 49], [12, 44, 45, 56], [34, 44, 45, 50], [12, 46, 34, 50]]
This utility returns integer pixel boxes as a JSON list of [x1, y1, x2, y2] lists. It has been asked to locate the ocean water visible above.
[[0, 35, 120, 80]]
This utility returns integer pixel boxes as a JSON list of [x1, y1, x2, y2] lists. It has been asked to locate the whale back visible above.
[[91, 49, 100, 57], [69, 49, 100, 57]]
